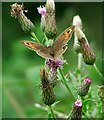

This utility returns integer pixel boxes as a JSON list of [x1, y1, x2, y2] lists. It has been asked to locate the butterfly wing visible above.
[[20, 40, 54, 60], [52, 25, 75, 59]]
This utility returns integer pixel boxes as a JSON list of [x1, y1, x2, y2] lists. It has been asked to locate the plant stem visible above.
[[78, 53, 82, 70], [48, 105, 56, 119], [77, 53, 82, 81], [93, 63, 104, 80], [31, 32, 40, 43], [58, 68, 75, 100], [44, 32, 49, 43]]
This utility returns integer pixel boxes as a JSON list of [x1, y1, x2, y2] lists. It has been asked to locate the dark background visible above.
[[2, 2, 102, 118]]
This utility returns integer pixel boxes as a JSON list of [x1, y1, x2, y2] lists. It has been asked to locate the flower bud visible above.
[[37, 0, 57, 39], [40, 67, 56, 105], [10, 3, 35, 33], [73, 15, 82, 53], [75, 27, 96, 65], [70, 100, 82, 120], [77, 77, 91, 96]]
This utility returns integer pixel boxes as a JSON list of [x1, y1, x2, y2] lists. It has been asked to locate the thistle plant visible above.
[[10, 0, 103, 119]]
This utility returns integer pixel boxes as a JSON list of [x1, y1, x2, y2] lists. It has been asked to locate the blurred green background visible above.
[[2, 2, 102, 118]]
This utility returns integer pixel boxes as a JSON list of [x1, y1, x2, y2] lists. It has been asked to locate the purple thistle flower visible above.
[[71, 100, 82, 120], [46, 59, 63, 87], [37, 6, 46, 16], [84, 77, 91, 84], [74, 100, 82, 109], [46, 59, 63, 72]]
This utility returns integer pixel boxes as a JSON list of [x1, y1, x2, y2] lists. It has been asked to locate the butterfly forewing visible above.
[[52, 25, 74, 59], [20, 40, 53, 60]]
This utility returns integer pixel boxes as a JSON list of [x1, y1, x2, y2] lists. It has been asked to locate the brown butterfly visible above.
[[20, 25, 75, 61]]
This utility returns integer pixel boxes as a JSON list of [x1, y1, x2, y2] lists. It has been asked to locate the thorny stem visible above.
[[48, 105, 56, 119], [31, 32, 40, 43], [58, 68, 75, 100], [93, 63, 104, 81]]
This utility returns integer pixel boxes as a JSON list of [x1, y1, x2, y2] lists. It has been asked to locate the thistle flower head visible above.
[[10, 3, 24, 18], [46, 59, 63, 72], [38, 0, 57, 39], [71, 100, 82, 120], [40, 67, 56, 105], [75, 27, 96, 65], [10, 3, 35, 33], [37, 6, 46, 16], [84, 77, 91, 84], [46, 59, 63, 87], [74, 100, 82, 109], [77, 77, 92, 96]]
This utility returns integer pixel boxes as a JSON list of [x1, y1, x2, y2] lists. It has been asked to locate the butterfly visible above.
[[20, 25, 75, 61]]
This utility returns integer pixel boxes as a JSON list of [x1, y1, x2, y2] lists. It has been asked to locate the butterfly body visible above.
[[20, 25, 75, 60]]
